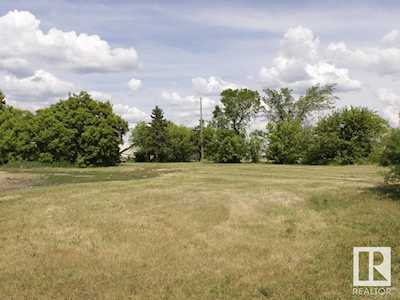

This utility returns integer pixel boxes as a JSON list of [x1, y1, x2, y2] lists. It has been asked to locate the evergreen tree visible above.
[[148, 106, 168, 162], [131, 108, 197, 162]]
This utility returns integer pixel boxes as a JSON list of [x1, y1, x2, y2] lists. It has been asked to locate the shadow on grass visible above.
[[1, 167, 182, 190], [36, 170, 161, 186], [369, 184, 400, 201]]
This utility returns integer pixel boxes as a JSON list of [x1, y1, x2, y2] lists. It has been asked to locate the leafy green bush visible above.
[[191, 124, 217, 161], [33, 91, 128, 167], [166, 123, 195, 162], [130, 121, 151, 162], [380, 129, 400, 183], [380, 129, 400, 166], [305, 107, 388, 165], [0, 106, 36, 164], [266, 120, 306, 164], [208, 129, 247, 163], [262, 85, 337, 164]]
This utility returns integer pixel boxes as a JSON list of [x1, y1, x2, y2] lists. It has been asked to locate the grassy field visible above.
[[0, 163, 399, 299]]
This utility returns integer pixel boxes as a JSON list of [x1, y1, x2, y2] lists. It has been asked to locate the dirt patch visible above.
[[154, 168, 183, 173], [51, 173, 95, 178], [0, 171, 37, 192]]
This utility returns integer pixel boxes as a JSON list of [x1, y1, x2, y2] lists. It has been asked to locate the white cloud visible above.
[[0, 58, 31, 76], [76, 91, 147, 124], [113, 103, 147, 124], [376, 88, 400, 126], [161, 91, 215, 109], [161, 90, 216, 125], [281, 26, 320, 61], [0, 69, 74, 101], [6, 99, 47, 112], [382, 30, 400, 46], [327, 31, 400, 76], [162, 75, 245, 124], [0, 10, 139, 74], [192, 76, 241, 96], [87, 90, 112, 101], [259, 26, 361, 92], [305, 62, 361, 91], [128, 78, 141, 92], [259, 56, 309, 88]]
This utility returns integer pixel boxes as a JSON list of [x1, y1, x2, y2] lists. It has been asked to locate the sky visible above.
[[1, 0, 400, 128]]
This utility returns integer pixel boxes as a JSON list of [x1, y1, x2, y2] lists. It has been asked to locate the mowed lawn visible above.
[[0, 163, 399, 299]]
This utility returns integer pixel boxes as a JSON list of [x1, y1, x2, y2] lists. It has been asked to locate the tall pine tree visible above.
[[148, 106, 168, 162]]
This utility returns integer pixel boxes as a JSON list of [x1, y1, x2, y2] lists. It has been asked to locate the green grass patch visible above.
[[1, 164, 181, 188], [35, 170, 161, 186], [308, 191, 353, 212]]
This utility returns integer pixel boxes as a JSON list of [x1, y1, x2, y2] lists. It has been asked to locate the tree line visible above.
[[0, 91, 127, 167], [0, 86, 399, 182]]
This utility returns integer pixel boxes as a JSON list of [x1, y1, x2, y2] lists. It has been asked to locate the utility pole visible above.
[[200, 97, 204, 162]]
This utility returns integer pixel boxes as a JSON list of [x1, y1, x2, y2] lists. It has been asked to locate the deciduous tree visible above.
[[214, 89, 260, 135], [263, 84, 337, 124], [0, 107, 36, 164], [306, 107, 388, 164], [33, 91, 128, 166], [263, 85, 337, 164], [166, 123, 195, 162]]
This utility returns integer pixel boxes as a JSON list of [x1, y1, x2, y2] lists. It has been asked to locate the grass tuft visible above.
[[257, 286, 273, 298]]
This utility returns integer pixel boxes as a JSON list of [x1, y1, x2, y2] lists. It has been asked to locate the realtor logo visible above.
[[353, 247, 391, 287]]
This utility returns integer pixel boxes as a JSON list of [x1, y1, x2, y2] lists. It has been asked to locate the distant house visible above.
[[120, 144, 137, 162]]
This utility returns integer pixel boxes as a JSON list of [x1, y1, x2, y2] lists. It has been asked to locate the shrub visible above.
[[380, 129, 400, 183], [166, 123, 195, 162], [33, 91, 128, 167], [306, 107, 388, 165], [266, 120, 306, 164], [208, 129, 247, 163], [0, 106, 36, 164]]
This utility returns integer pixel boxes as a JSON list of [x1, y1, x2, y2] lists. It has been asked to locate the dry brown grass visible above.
[[0, 163, 399, 299], [0, 171, 38, 192]]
